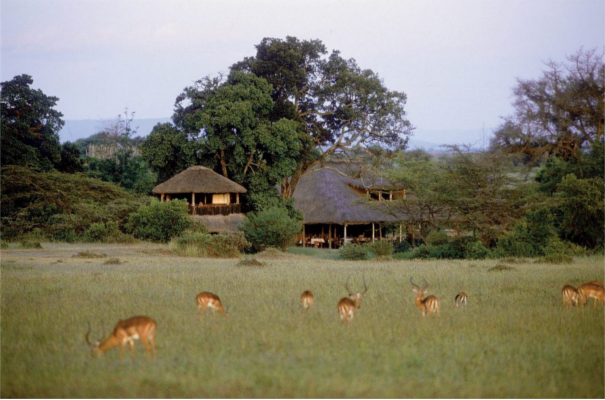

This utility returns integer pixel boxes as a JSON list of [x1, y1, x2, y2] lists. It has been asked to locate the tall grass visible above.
[[1, 244, 603, 398]]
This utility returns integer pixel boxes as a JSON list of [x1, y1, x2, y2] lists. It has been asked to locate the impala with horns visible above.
[[301, 290, 314, 310], [410, 278, 440, 317], [85, 316, 157, 360], [196, 292, 227, 317], [337, 277, 368, 323], [455, 292, 468, 307], [577, 281, 605, 307], [561, 285, 580, 307]]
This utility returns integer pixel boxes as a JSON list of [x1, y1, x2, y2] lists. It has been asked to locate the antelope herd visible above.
[[84, 277, 604, 360]]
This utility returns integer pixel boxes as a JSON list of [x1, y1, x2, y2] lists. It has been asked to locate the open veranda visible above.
[[1, 243, 603, 398]]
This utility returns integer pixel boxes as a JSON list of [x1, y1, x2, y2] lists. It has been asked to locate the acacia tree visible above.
[[229, 37, 413, 198], [490, 48, 604, 164]]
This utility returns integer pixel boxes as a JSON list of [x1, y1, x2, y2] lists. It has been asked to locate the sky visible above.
[[1, 0, 603, 146]]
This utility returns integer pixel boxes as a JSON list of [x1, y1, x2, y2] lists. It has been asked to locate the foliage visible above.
[[73, 109, 144, 154], [170, 231, 249, 258], [56, 142, 84, 173], [83, 221, 136, 244], [236, 257, 266, 267], [367, 240, 393, 258], [393, 240, 411, 254], [242, 206, 302, 251], [465, 241, 492, 259], [125, 199, 192, 243], [490, 48, 604, 162], [1, 74, 66, 171], [231, 37, 413, 199], [425, 230, 448, 246], [187, 221, 209, 234], [85, 150, 157, 194], [140, 122, 198, 183], [542, 238, 574, 264], [173, 71, 301, 212], [0, 165, 148, 241], [338, 243, 372, 260], [495, 209, 558, 258]]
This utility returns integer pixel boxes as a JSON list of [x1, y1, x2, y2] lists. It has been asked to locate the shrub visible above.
[[488, 264, 517, 272], [368, 240, 393, 257], [206, 232, 249, 258], [18, 241, 42, 249], [170, 232, 212, 257], [73, 251, 107, 259], [393, 240, 411, 254], [170, 231, 249, 258], [339, 244, 372, 260], [242, 206, 302, 252], [187, 221, 209, 234], [465, 241, 492, 259], [425, 230, 449, 246], [237, 257, 266, 267], [542, 238, 574, 264], [496, 209, 557, 258], [126, 199, 192, 243]]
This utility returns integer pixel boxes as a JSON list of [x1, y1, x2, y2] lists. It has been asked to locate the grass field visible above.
[[1, 243, 604, 398]]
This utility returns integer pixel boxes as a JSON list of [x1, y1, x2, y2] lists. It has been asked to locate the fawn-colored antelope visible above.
[[577, 281, 605, 307], [85, 316, 157, 360], [301, 290, 314, 310], [196, 292, 227, 317], [561, 285, 580, 307], [410, 278, 440, 317], [337, 277, 368, 323], [455, 292, 468, 307]]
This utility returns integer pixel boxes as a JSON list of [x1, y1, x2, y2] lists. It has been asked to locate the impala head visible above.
[[345, 276, 369, 308], [410, 277, 429, 297], [84, 322, 105, 357]]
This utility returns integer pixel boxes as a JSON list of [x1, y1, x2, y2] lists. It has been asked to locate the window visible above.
[[212, 194, 230, 205]]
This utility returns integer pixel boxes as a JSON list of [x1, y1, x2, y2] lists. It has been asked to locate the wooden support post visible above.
[[372, 222, 375, 242], [389, 191, 393, 201], [329, 224, 332, 249], [236, 193, 239, 204], [344, 223, 348, 246], [399, 223, 403, 243], [161, 193, 165, 202], [302, 224, 306, 248], [379, 224, 382, 240]]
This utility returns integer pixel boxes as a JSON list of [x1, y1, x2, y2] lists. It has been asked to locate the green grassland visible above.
[[1, 243, 603, 398]]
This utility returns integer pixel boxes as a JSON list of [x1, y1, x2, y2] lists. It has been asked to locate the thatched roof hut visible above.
[[293, 166, 407, 225], [152, 166, 246, 195]]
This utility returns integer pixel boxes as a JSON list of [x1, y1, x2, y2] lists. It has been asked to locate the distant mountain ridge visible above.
[[60, 118, 491, 152]]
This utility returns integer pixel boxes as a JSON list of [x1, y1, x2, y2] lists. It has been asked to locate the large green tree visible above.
[[172, 70, 300, 211], [1, 74, 65, 171], [228, 37, 414, 198]]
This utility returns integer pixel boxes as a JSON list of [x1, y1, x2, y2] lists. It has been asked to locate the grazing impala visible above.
[[301, 290, 314, 310], [85, 316, 157, 360], [410, 278, 440, 317], [337, 277, 368, 323], [455, 292, 468, 307], [561, 285, 580, 307], [577, 281, 605, 307], [196, 292, 227, 317]]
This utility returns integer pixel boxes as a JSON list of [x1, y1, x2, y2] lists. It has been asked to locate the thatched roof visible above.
[[191, 214, 246, 233], [293, 167, 408, 225], [152, 166, 247, 194]]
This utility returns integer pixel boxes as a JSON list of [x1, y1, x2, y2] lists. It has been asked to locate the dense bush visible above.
[[339, 243, 372, 260], [170, 231, 249, 258], [393, 240, 411, 254], [83, 221, 136, 243], [126, 199, 192, 243], [496, 209, 557, 258], [368, 240, 394, 258], [425, 230, 449, 246], [465, 241, 492, 259], [1, 166, 148, 242], [242, 206, 302, 252]]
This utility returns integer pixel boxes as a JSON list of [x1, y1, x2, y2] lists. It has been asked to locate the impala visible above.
[[196, 292, 227, 317], [85, 316, 157, 360], [301, 290, 314, 310], [561, 284, 580, 307], [337, 277, 368, 323], [410, 278, 440, 317], [455, 292, 468, 307], [577, 281, 605, 307]]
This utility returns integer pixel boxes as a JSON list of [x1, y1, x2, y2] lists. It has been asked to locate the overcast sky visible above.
[[1, 0, 603, 145]]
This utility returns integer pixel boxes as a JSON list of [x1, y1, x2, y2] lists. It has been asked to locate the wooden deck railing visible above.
[[188, 204, 242, 216]]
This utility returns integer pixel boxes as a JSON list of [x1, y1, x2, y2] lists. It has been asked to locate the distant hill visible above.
[[60, 118, 492, 153]]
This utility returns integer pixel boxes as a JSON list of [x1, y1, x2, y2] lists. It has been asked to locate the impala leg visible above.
[[127, 340, 135, 360], [119, 342, 126, 360], [141, 336, 152, 359], [150, 336, 157, 360]]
